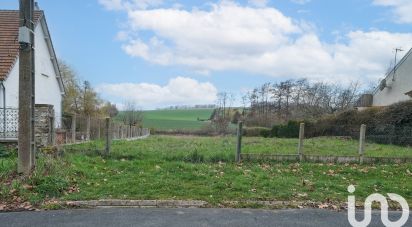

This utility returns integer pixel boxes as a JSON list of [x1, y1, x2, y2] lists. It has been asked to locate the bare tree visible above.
[[121, 101, 143, 128], [213, 92, 232, 134], [244, 78, 362, 126]]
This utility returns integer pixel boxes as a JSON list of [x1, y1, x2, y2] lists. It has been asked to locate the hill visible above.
[[142, 108, 214, 130]]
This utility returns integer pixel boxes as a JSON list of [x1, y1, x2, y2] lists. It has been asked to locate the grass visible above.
[[0, 136, 411, 210], [141, 109, 214, 130], [242, 136, 412, 158]]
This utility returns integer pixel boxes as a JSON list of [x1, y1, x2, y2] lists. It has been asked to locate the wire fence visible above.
[[239, 122, 412, 163], [365, 125, 412, 158], [54, 114, 150, 146]]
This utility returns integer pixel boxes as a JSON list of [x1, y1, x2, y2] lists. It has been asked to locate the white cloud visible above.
[[96, 77, 218, 108], [101, 0, 412, 84], [373, 0, 412, 24]]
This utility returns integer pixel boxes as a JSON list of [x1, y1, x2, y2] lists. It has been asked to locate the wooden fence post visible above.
[[359, 124, 366, 164], [298, 123, 305, 162], [71, 114, 76, 143], [236, 121, 243, 163], [105, 117, 111, 155]]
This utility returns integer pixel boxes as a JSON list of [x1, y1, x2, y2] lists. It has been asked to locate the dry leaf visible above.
[[297, 193, 308, 198], [318, 204, 329, 209]]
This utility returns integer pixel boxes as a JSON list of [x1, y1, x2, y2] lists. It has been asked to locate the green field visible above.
[[142, 109, 214, 130], [1, 136, 411, 210]]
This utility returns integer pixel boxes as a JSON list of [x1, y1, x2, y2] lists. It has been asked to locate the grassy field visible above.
[[141, 109, 214, 130], [242, 136, 412, 158], [0, 136, 411, 210]]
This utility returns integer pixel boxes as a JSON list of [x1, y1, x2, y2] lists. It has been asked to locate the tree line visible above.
[[243, 79, 362, 127], [212, 78, 364, 130]]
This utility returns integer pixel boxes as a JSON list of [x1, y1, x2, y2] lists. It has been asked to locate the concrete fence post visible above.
[[359, 124, 366, 164], [86, 115, 91, 141], [113, 124, 116, 139], [298, 123, 305, 162], [71, 114, 76, 144], [50, 116, 55, 146], [97, 119, 101, 140], [236, 121, 243, 163], [105, 117, 111, 155], [131, 126, 133, 138]]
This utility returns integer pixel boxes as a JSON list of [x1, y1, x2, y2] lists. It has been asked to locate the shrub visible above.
[[271, 121, 302, 138], [243, 127, 271, 137], [307, 101, 412, 146]]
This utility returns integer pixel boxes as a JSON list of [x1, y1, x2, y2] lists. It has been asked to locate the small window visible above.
[[41, 73, 49, 78]]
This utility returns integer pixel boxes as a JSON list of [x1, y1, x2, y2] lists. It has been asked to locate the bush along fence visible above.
[[236, 122, 412, 164]]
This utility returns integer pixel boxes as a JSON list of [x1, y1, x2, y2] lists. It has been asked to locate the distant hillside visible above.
[[142, 108, 214, 130]]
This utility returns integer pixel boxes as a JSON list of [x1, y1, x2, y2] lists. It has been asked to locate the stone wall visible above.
[[35, 104, 54, 147]]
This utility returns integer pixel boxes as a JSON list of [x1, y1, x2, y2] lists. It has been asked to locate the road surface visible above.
[[0, 208, 410, 227]]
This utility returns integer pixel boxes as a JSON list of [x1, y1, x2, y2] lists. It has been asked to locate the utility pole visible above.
[[392, 47, 404, 81], [18, 0, 35, 174]]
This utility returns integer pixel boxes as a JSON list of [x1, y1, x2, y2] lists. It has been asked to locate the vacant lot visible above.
[[141, 109, 214, 130], [0, 136, 411, 210]]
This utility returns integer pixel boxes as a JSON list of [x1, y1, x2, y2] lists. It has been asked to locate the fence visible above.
[[237, 122, 412, 164], [55, 114, 150, 146], [0, 108, 18, 140], [0, 109, 150, 154]]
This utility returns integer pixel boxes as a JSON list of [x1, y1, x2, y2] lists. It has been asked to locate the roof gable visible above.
[[384, 48, 412, 79], [0, 10, 43, 80]]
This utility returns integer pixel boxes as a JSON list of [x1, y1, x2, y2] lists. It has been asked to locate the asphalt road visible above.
[[0, 208, 410, 227]]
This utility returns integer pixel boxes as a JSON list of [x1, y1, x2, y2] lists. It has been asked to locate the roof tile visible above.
[[0, 10, 43, 80]]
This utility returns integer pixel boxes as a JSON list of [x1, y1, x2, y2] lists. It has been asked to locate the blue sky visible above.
[[1, 0, 411, 109]]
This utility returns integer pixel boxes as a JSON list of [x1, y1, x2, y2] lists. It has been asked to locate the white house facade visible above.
[[357, 48, 412, 108], [0, 10, 64, 139], [373, 49, 412, 106]]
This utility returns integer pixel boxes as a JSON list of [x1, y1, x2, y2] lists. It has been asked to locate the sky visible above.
[[1, 0, 412, 109]]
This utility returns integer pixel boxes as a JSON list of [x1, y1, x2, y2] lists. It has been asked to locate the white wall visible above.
[[3, 59, 19, 108], [373, 51, 412, 106], [3, 21, 63, 126]]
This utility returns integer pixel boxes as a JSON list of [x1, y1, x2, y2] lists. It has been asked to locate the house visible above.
[[0, 8, 64, 140], [356, 48, 412, 109]]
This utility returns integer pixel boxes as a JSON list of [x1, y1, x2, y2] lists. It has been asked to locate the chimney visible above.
[[34, 2, 40, 10]]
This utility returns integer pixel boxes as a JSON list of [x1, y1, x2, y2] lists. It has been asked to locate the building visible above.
[[357, 48, 412, 108], [0, 9, 64, 140]]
